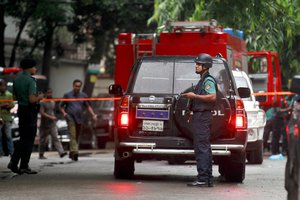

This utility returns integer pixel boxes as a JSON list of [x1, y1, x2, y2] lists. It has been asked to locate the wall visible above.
[[49, 59, 87, 98]]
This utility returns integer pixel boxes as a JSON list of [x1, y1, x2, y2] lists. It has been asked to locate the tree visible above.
[[68, 0, 155, 76], [28, 1, 74, 78], [0, 0, 38, 67], [148, 0, 300, 84]]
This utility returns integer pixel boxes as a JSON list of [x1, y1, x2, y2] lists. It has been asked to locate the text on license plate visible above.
[[142, 120, 164, 132]]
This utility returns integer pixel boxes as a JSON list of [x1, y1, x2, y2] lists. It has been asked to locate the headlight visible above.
[[56, 120, 67, 129], [11, 117, 19, 129]]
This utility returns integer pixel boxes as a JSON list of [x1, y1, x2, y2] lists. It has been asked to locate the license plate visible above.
[[142, 120, 164, 132]]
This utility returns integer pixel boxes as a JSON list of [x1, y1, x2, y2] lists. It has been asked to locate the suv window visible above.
[[234, 76, 251, 101], [211, 63, 232, 96], [132, 58, 233, 95], [133, 60, 173, 94]]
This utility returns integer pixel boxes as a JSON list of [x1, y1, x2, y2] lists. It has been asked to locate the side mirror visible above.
[[108, 84, 123, 96], [290, 75, 300, 94], [237, 87, 251, 98]]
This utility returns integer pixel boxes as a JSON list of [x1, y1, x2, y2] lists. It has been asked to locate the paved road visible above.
[[0, 149, 287, 200]]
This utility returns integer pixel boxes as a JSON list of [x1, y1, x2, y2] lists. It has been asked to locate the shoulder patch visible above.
[[205, 84, 211, 90]]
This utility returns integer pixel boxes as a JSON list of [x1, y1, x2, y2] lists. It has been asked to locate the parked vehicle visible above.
[[285, 76, 300, 199], [79, 95, 114, 149], [232, 70, 266, 164], [109, 55, 250, 182]]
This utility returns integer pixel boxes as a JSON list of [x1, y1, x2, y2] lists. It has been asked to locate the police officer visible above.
[[7, 58, 44, 174], [183, 53, 217, 187]]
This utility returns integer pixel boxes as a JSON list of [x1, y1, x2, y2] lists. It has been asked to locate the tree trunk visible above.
[[0, 5, 6, 68], [8, 17, 29, 67], [41, 23, 54, 79]]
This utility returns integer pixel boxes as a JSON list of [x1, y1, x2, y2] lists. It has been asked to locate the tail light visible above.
[[118, 96, 130, 127], [235, 99, 247, 129], [119, 113, 129, 126]]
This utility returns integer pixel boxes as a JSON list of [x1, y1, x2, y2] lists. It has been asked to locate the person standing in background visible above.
[[8, 58, 44, 174], [0, 79, 15, 157], [59, 79, 97, 161], [39, 88, 67, 159]]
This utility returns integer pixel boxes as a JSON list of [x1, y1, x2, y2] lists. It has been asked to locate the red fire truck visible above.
[[115, 20, 282, 109]]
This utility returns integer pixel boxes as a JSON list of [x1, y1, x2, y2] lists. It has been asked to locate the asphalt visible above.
[[0, 141, 115, 174]]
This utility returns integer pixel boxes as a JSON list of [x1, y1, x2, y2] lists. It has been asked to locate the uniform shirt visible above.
[[0, 90, 14, 122], [13, 71, 37, 106], [192, 73, 217, 112], [60, 91, 89, 124], [40, 101, 56, 128], [203, 76, 217, 94]]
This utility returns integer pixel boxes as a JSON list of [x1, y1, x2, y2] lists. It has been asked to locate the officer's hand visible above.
[[182, 92, 196, 99]]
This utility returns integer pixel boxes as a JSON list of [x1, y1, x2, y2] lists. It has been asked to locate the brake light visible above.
[[235, 99, 247, 129], [236, 116, 245, 128], [121, 96, 129, 107], [119, 113, 129, 126], [118, 96, 130, 127]]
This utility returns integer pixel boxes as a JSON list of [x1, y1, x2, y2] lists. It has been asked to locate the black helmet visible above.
[[194, 53, 212, 68]]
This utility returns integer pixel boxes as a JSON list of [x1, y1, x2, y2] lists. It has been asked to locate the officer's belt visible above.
[[192, 110, 211, 113]]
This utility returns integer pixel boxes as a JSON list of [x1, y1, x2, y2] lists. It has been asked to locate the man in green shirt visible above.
[[7, 58, 44, 174], [0, 79, 15, 156]]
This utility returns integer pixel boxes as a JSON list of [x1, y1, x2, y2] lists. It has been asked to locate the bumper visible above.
[[247, 127, 264, 142], [119, 142, 245, 156]]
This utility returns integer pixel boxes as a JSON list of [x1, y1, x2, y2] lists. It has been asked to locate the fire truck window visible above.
[[260, 58, 268, 73], [174, 62, 198, 94], [133, 61, 173, 94]]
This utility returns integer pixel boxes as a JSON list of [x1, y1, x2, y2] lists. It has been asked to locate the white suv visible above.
[[233, 70, 266, 164]]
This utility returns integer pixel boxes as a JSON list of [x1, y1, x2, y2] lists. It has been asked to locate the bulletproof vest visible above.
[[191, 73, 217, 112]]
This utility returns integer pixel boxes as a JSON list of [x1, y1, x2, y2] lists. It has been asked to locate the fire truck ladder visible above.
[[132, 33, 157, 60]]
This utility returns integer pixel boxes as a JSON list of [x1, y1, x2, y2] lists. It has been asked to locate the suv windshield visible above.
[[132, 58, 232, 95]]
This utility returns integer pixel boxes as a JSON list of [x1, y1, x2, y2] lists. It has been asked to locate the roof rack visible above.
[[167, 19, 222, 32]]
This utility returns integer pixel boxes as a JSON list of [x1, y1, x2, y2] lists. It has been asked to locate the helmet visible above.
[[194, 53, 212, 68]]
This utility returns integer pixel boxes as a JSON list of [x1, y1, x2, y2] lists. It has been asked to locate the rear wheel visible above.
[[247, 141, 263, 164], [219, 151, 246, 182], [114, 150, 135, 179]]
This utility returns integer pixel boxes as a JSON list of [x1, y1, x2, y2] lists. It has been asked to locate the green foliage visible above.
[[149, 0, 300, 83]]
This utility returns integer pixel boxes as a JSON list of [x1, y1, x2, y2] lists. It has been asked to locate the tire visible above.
[[285, 133, 300, 199], [247, 141, 263, 164], [114, 152, 135, 179], [174, 90, 231, 140], [97, 136, 107, 149], [219, 151, 246, 182]]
